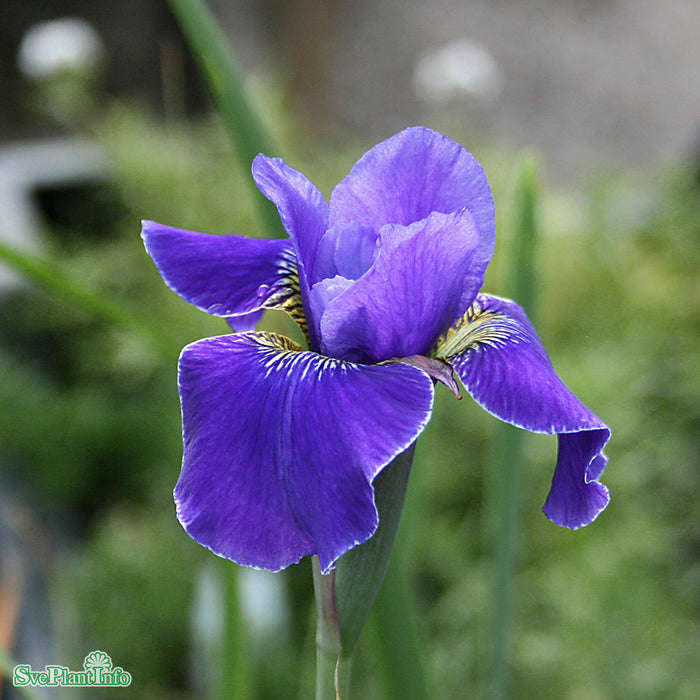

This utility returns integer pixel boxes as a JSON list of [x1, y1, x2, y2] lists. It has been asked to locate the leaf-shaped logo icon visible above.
[[83, 650, 112, 671]]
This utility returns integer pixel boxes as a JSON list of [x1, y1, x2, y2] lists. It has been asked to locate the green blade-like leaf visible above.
[[167, 0, 285, 239], [369, 551, 430, 700], [486, 153, 541, 699], [220, 562, 254, 700], [505, 154, 539, 312]]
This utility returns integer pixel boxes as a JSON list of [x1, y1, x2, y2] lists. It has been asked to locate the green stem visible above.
[[312, 559, 351, 700], [311, 447, 417, 698]]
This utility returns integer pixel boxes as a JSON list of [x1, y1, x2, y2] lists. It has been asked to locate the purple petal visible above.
[[227, 310, 264, 332], [543, 432, 610, 529], [175, 332, 434, 574], [435, 293, 610, 528], [308, 275, 354, 323], [312, 223, 379, 284], [320, 208, 488, 363], [251, 155, 328, 289], [329, 126, 495, 249], [142, 220, 297, 319]]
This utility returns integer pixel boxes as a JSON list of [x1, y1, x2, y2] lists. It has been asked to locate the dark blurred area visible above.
[[0, 0, 208, 140], [2, 1, 699, 173]]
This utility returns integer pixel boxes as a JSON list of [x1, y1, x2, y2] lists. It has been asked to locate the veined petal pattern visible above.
[[434, 293, 610, 528], [320, 208, 487, 363], [175, 332, 435, 574], [142, 220, 303, 325], [329, 126, 495, 250]]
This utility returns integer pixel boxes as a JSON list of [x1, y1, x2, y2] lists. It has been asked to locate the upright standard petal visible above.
[[251, 155, 328, 287], [434, 293, 610, 528], [142, 220, 300, 320], [311, 223, 379, 285], [175, 332, 434, 574], [329, 126, 495, 250], [320, 208, 487, 363], [252, 156, 330, 347]]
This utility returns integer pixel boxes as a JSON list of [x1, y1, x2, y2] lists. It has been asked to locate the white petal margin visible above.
[[434, 293, 611, 528], [175, 332, 435, 573]]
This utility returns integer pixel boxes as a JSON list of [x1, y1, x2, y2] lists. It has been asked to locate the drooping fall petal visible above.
[[434, 293, 610, 527], [175, 331, 435, 573]]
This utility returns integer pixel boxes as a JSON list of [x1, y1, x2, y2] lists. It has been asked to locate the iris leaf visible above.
[[369, 551, 430, 699], [486, 154, 540, 698], [167, 0, 285, 239], [219, 562, 254, 700]]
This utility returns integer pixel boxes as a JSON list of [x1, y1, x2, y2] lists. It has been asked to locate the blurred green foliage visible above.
[[0, 103, 698, 699]]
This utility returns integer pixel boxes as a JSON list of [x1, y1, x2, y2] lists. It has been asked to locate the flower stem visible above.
[[311, 447, 416, 699], [311, 558, 351, 699], [333, 445, 415, 653]]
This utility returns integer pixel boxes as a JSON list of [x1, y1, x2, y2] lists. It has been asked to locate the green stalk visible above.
[[312, 446, 417, 699], [311, 559, 351, 700], [370, 551, 430, 699], [487, 155, 540, 699], [167, 0, 285, 239], [334, 446, 416, 656]]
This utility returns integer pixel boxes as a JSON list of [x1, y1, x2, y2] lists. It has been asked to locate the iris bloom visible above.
[[142, 127, 610, 574]]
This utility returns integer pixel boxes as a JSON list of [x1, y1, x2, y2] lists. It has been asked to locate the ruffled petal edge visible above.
[[434, 293, 611, 528], [175, 331, 435, 573]]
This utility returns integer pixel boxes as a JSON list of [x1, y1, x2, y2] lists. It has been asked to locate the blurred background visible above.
[[0, 0, 698, 698]]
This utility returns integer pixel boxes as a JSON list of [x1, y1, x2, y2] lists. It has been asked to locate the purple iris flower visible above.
[[142, 127, 610, 575]]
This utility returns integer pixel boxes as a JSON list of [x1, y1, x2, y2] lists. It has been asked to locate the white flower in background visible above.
[[17, 17, 104, 81], [413, 39, 502, 104]]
